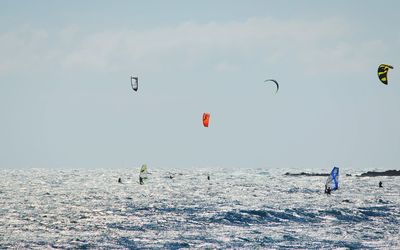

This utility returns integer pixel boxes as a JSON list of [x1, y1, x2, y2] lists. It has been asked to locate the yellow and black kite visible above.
[[377, 64, 393, 85]]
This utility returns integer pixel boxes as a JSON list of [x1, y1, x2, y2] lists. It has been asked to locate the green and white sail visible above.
[[139, 164, 148, 179]]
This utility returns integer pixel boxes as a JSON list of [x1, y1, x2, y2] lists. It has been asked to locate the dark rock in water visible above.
[[358, 170, 400, 177], [284, 172, 329, 177]]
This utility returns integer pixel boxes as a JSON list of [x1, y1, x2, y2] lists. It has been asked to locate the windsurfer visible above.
[[325, 185, 331, 195]]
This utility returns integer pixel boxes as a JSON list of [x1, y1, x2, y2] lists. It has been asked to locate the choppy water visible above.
[[0, 168, 399, 249]]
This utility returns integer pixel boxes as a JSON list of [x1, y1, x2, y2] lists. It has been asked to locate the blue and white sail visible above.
[[325, 166, 339, 191]]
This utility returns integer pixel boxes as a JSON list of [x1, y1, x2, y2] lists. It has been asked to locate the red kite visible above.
[[203, 113, 210, 127]]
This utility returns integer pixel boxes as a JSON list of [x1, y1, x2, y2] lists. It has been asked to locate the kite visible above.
[[131, 76, 138, 91], [203, 113, 210, 127], [264, 79, 279, 93], [377, 64, 393, 85]]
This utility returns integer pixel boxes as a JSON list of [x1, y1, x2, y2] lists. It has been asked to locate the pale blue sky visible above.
[[1, 1, 400, 169]]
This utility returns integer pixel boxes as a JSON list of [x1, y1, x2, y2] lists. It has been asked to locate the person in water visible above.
[[118, 177, 122, 183], [139, 176, 144, 185], [207, 175, 210, 181], [379, 181, 383, 188]]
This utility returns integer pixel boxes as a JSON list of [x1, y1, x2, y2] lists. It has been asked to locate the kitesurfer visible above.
[[139, 176, 144, 185], [118, 177, 122, 183], [379, 181, 383, 188]]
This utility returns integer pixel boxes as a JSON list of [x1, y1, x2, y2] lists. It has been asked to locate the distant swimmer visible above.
[[207, 175, 210, 181], [169, 175, 174, 179], [118, 177, 122, 183], [379, 181, 383, 188], [139, 176, 144, 185]]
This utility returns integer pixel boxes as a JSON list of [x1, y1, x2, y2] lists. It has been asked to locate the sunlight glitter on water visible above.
[[0, 168, 399, 249]]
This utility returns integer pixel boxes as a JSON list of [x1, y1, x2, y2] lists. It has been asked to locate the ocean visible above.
[[0, 168, 399, 249]]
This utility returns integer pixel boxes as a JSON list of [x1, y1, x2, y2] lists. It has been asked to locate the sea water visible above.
[[0, 168, 399, 249]]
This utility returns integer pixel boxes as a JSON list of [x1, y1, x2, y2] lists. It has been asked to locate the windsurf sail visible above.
[[325, 166, 339, 191], [139, 164, 148, 179]]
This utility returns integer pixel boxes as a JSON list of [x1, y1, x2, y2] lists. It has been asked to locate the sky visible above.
[[1, 0, 400, 170]]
